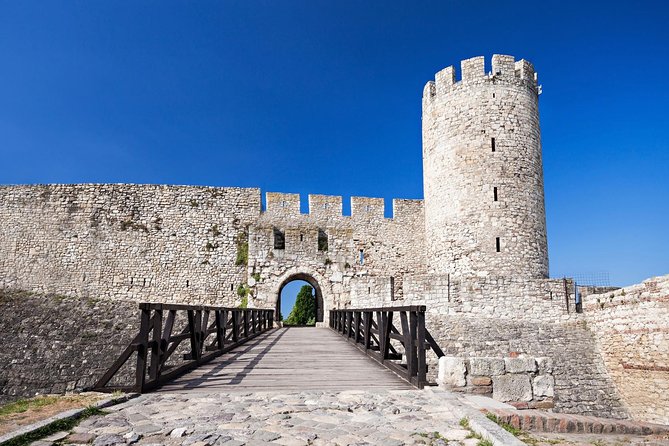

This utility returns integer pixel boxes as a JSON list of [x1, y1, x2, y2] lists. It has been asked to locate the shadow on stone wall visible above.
[[0, 289, 138, 403]]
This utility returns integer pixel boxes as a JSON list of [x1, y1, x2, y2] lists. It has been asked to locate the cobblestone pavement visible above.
[[71, 389, 477, 446]]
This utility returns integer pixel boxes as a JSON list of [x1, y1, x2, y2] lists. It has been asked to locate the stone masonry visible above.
[[0, 55, 666, 424]]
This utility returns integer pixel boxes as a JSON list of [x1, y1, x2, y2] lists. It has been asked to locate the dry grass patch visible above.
[[0, 393, 106, 436]]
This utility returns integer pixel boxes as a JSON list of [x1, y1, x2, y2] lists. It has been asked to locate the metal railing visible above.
[[330, 306, 444, 388], [92, 303, 274, 393]]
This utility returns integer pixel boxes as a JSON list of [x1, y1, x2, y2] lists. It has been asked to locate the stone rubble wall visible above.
[[0, 184, 260, 305], [0, 289, 138, 403], [583, 274, 669, 425], [438, 355, 555, 409], [0, 185, 425, 320], [347, 274, 629, 419], [247, 194, 426, 323]]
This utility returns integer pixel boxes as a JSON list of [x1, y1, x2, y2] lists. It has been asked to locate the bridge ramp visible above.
[[155, 327, 412, 392]]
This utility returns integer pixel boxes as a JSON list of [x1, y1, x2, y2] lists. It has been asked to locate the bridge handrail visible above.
[[91, 303, 274, 393], [329, 306, 444, 388]]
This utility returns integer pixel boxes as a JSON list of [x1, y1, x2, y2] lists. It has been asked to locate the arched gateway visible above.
[[277, 273, 324, 325], [261, 268, 330, 326]]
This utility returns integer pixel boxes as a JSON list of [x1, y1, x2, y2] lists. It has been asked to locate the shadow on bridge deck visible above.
[[155, 327, 413, 393]]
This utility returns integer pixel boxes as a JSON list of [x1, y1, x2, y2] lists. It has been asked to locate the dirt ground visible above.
[[0, 393, 107, 436]]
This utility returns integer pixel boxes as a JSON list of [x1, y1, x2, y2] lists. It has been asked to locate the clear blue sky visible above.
[[1, 1, 667, 286]]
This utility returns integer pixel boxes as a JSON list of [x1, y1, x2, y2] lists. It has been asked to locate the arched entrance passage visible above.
[[277, 273, 324, 324]]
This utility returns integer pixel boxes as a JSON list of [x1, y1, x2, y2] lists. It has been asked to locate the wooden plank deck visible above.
[[155, 327, 413, 393]]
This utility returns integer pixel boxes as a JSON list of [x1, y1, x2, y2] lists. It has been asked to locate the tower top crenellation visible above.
[[423, 55, 538, 101]]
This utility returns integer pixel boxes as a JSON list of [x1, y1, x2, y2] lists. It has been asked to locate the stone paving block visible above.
[[65, 432, 96, 444], [92, 434, 124, 446]]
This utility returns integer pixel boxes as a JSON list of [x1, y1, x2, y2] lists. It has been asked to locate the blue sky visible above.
[[280, 280, 311, 321], [1, 1, 667, 286]]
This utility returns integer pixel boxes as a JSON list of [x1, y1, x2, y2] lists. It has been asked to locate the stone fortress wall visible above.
[[0, 55, 666, 424], [0, 184, 426, 323], [582, 275, 669, 425]]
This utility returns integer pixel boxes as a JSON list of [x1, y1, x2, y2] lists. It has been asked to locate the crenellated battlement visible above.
[[423, 54, 538, 102], [263, 192, 422, 221]]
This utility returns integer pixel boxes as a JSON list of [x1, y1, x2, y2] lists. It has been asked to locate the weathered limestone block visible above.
[[493, 374, 533, 402], [536, 357, 553, 374], [504, 356, 537, 373], [438, 356, 466, 387], [533, 374, 555, 397], [469, 357, 505, 376]]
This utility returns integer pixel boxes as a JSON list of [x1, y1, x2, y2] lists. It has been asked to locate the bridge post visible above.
[[148, 308, 163, 381], [134, 306, 151, 392], [187, 310, 201, 362], [416, 309, 427, 386]]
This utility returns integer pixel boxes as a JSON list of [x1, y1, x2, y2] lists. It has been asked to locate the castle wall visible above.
[[0, 185, 426, 323], [0, 289, 138, 403], [0, 184, 260, 305], [248, 194, 426, 323], [422, 55, 548, 279], [583, 275, 669, 424], [348, 274, 630, 418]]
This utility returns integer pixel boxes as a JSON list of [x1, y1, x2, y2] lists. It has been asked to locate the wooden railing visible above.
[[92, 303, 274, 393], [329, 306, 444, 388]]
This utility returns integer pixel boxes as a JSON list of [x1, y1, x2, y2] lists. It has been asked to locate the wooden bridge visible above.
[[92, 304, 444, 394]]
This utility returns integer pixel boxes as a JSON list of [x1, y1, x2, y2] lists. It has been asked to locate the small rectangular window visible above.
[[318, 229, 328, 251], [359, 249, 364, 265], [496, 237, 501, 252], [273, 227, 285, 250], [491, 137, 496, 152], [493, 187, 498, 201]]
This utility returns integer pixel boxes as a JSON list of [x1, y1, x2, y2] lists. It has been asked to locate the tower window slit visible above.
[[491, 137, 496, 152], [493, 187, 498, 202], [496, 237, 501, 252], [359, 249, 364, 265]]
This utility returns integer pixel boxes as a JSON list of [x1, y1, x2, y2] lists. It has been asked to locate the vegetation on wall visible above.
[[235, 232, 248, 266]]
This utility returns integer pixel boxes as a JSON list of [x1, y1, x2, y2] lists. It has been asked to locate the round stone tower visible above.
[[422, 55, 548, 278]]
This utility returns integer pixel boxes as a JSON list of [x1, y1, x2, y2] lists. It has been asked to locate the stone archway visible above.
[[277, 273, 324, 324]]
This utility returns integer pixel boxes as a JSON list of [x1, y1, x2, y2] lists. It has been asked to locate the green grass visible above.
[[1, 406, 107, 446], [484, 412, 547, 445], [477, 440, 493, 446], [0, 396, 61, 417], [459, 417, 470, 429], [486, 412, 522, 436]]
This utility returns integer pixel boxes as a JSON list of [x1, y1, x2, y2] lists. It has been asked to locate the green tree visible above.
[[285, 285, 316, 325]]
